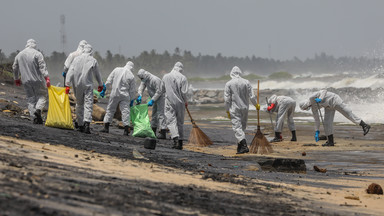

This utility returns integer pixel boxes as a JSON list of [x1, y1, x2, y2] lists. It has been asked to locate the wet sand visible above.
[[1, 83, 384, 215]]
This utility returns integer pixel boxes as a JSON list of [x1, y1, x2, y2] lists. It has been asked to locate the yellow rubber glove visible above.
[[255, 104, 260, 110], [226, 111, 231, 119]]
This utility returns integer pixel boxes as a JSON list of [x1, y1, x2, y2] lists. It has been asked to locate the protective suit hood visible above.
[[138, 69, 150, 80], [173, 62, 183, 73], [299, 100, 311, 111], [230, 66, 242, 79], [124, 61, 134, 71], [77, 40, 88, 52], [83, 44, 93, 55], [268, 94, 277, 104], [25, 39, 37, 49]]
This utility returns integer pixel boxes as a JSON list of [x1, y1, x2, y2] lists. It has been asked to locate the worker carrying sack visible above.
[[45, 85, 74, 129], [130, 104, 156, 138]]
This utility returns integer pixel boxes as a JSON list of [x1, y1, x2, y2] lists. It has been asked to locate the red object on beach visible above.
[[15, 79, 21, 86], [65, 86, 70, 94], [45, 76, 51, 87], [97, 86, 103, 92], [267, 103, 275, 111]]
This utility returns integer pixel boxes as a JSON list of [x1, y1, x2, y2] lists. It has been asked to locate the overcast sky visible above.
[[1, 0, 384, 60]]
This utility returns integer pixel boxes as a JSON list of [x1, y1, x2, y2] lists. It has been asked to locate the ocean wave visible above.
[[257, 74, 384, 90]]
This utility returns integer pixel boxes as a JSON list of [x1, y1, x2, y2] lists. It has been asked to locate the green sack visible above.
[[93, 89, 102, 99], [130, 104, 156, 138]]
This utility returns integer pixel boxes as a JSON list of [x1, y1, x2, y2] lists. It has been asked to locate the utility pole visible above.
[[60, 14, 67, 54]]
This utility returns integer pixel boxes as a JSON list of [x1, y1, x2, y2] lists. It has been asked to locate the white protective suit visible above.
[[137, 69, 166, 129], [103, 62, 136, 126], [299, 89, 361, 135], [12, 39, 49, 118], [163, 62, 188, 139], [63, 40, 87, 73], [268, 95, 296, 133], [224, 66, 257, 142], [66, 44, 103, 126]]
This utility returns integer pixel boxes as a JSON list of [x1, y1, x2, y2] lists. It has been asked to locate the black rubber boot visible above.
[[360, 120, 370, 136], [270, 132, 282, 142], [152, 127, 157, 134], [322, 134, 335, 146], [172, 137, 179, 149], [236, 142, 242, 153], [101, 123, 109, 133], [78, 126, 85, 133], [123, 126, 130, 136], [34, 109, 43, 124], [176, 140, 183, 150], [236, 139, 249, 154], [157, 129, 167, 139], [84, 122, 91, 134], [291, 130, 297, 141]]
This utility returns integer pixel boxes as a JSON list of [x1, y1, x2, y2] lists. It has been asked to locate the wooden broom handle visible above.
[[186, 106, 194, 123], [257, 80, 260, 127]]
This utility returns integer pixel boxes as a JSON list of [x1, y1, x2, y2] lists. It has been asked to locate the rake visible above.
[[249, 80, 273, 154], [186, 106, 213, 147]]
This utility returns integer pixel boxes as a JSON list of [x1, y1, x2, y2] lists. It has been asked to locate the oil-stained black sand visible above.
[[1, 83, 384, 215]]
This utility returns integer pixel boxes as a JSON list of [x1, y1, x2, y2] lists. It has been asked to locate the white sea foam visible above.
[[259, 74, 384, 90]]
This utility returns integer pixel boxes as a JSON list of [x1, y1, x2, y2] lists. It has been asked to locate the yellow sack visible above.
[[45, 85, 74, 129]]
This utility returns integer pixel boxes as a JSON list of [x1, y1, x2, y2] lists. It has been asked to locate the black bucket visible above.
[[144, 138, 157, 150]]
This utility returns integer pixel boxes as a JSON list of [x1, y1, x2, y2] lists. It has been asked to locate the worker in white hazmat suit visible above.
[[62, 40, 87, 84], [100, 61, 136, 135], [299, 89, 370, 146], [163, 62, 188, 149], [65, 44, 103, 134], [267, 94, 297, 142], [224, 66, 259, 154], [136, 69, 167, 139], [12, 39, 51, 124]]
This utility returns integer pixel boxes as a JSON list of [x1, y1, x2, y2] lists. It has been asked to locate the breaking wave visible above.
[[260, 74, 384, 90]]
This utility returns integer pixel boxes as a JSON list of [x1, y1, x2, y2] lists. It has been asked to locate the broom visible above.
[[186, 106, 213, 147], [249, 80, 273, 154]]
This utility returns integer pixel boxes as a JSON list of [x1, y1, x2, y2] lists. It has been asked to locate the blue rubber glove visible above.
[[315, 130, 320, 142], [62, 71, 66, 77], [130, 100, 134, 107], [315, 98, 322, 103], [100, 90, 105, 98], [147, 99, 154, 106], [136, 95, 142, 104], [102, 83, 106, 92]]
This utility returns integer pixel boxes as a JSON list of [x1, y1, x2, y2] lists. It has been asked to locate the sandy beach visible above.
[[1, 82, 384, 215]]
